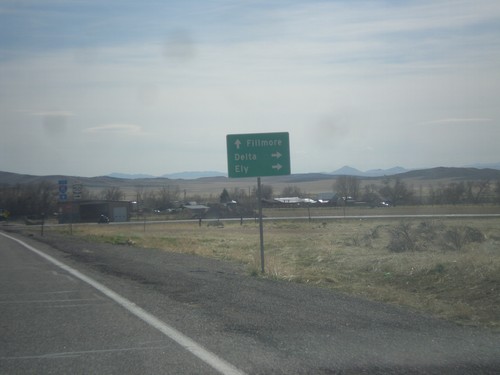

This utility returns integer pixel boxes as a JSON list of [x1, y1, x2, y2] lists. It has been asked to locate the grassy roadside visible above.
[[32, 215, 500, 329]]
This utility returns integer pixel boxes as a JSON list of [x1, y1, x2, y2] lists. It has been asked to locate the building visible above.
[[274, 197, 317, 204], [58, 200, 131, 223]]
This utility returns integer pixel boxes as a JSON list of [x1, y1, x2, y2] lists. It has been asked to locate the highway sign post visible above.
[[226, 132, 291, 273], [58, 180, 68, 201], [72, 184, 82, 200]]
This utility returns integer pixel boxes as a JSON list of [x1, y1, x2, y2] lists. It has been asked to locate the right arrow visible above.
[[271, 151, 282, 159], [272, 164, 282, 171]]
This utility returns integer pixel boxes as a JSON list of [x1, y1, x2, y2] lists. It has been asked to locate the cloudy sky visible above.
[[1, 0, 499, 177]]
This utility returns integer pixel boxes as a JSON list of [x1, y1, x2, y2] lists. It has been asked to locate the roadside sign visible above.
[[58, 180, 68, 201], [226, 132, 291, 178], [226, 132, 291, 273], [73, 184, 82, 200]]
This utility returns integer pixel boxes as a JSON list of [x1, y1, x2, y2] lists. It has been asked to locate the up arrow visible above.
[[272, 163, 282, 171], [234, 139, 241, 149], [271, 151, 282, 159]]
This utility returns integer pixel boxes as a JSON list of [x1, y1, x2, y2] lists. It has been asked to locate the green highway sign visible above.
[[226, 132, 291, 178]]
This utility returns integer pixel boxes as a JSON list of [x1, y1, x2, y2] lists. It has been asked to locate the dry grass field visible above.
[[43, 211, 500, 330]]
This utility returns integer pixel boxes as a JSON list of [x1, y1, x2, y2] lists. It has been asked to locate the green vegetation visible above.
[[39, 214, 500, 330]]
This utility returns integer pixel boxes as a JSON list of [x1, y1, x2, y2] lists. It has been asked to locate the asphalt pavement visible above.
[[1, 229, 499, 374], [0, 232, 224, 375]]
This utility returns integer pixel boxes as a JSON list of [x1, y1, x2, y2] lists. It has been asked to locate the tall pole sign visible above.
[[226, 132, 291, 273]]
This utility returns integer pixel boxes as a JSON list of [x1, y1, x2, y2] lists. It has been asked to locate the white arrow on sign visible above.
[[272, 164, 282, 171], [234, 139, 241, 149], [271, 151, 282, 159]]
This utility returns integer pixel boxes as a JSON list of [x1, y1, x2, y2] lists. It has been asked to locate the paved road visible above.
[[1, 230, 499, 374], [21, 212, 500, 231], [0, 232, 228, 374]]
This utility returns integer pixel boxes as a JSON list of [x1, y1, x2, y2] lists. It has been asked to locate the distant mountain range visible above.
[[107, 173, 157, 179], [108, 171, 227, 180], [162, 171, 227, 179], [465, 162, 500, 170], [2, 165, 500, 190], [329, 166, 409, 177], [107, 166, 411, 180], [107, 164, 500, 180]]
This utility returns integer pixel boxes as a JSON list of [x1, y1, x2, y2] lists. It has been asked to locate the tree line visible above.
[[1, 177, 500, 218], [0, 183, 132, 218], [333, 176, 500, 206], [222, 176, 500, 207]]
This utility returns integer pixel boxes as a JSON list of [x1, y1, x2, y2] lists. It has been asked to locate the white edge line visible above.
[[0, 232, 246, 375]]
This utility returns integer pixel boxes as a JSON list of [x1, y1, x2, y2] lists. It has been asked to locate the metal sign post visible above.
[[257, 177, 265, 273], [227, 132, 291, 273]]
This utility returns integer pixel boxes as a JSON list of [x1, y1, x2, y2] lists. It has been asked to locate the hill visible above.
[[398, 167, 500, 181], [161, 171, 227, 179], [330, 166, 409, 177]]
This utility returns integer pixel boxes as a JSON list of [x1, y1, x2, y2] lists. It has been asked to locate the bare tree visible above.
[[134, 185, 145, 203], [157, 185, 180, 209], [231, 187, 247, 201], [379, 177, 413, 206], [281, 185, 303, 197], [443, 182, 466, 205], [101, 187, 125, 201], [35, 181, 56, 213], [334, 176, 360, 200], [465, 180, 490, 204], [80, 186, 98, 200], [252, 184, 273, 200], [361, 184, 381, 206], [0, 182, 57, 216], [495, 180, 500, 204]]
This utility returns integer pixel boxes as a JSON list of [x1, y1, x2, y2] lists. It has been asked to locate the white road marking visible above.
[[51, 270, 78, 283], [0, 290, 78, 297], [0, 232, 247, 375], [1, 344, 175, 360], [0, 298, 102, 304]]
